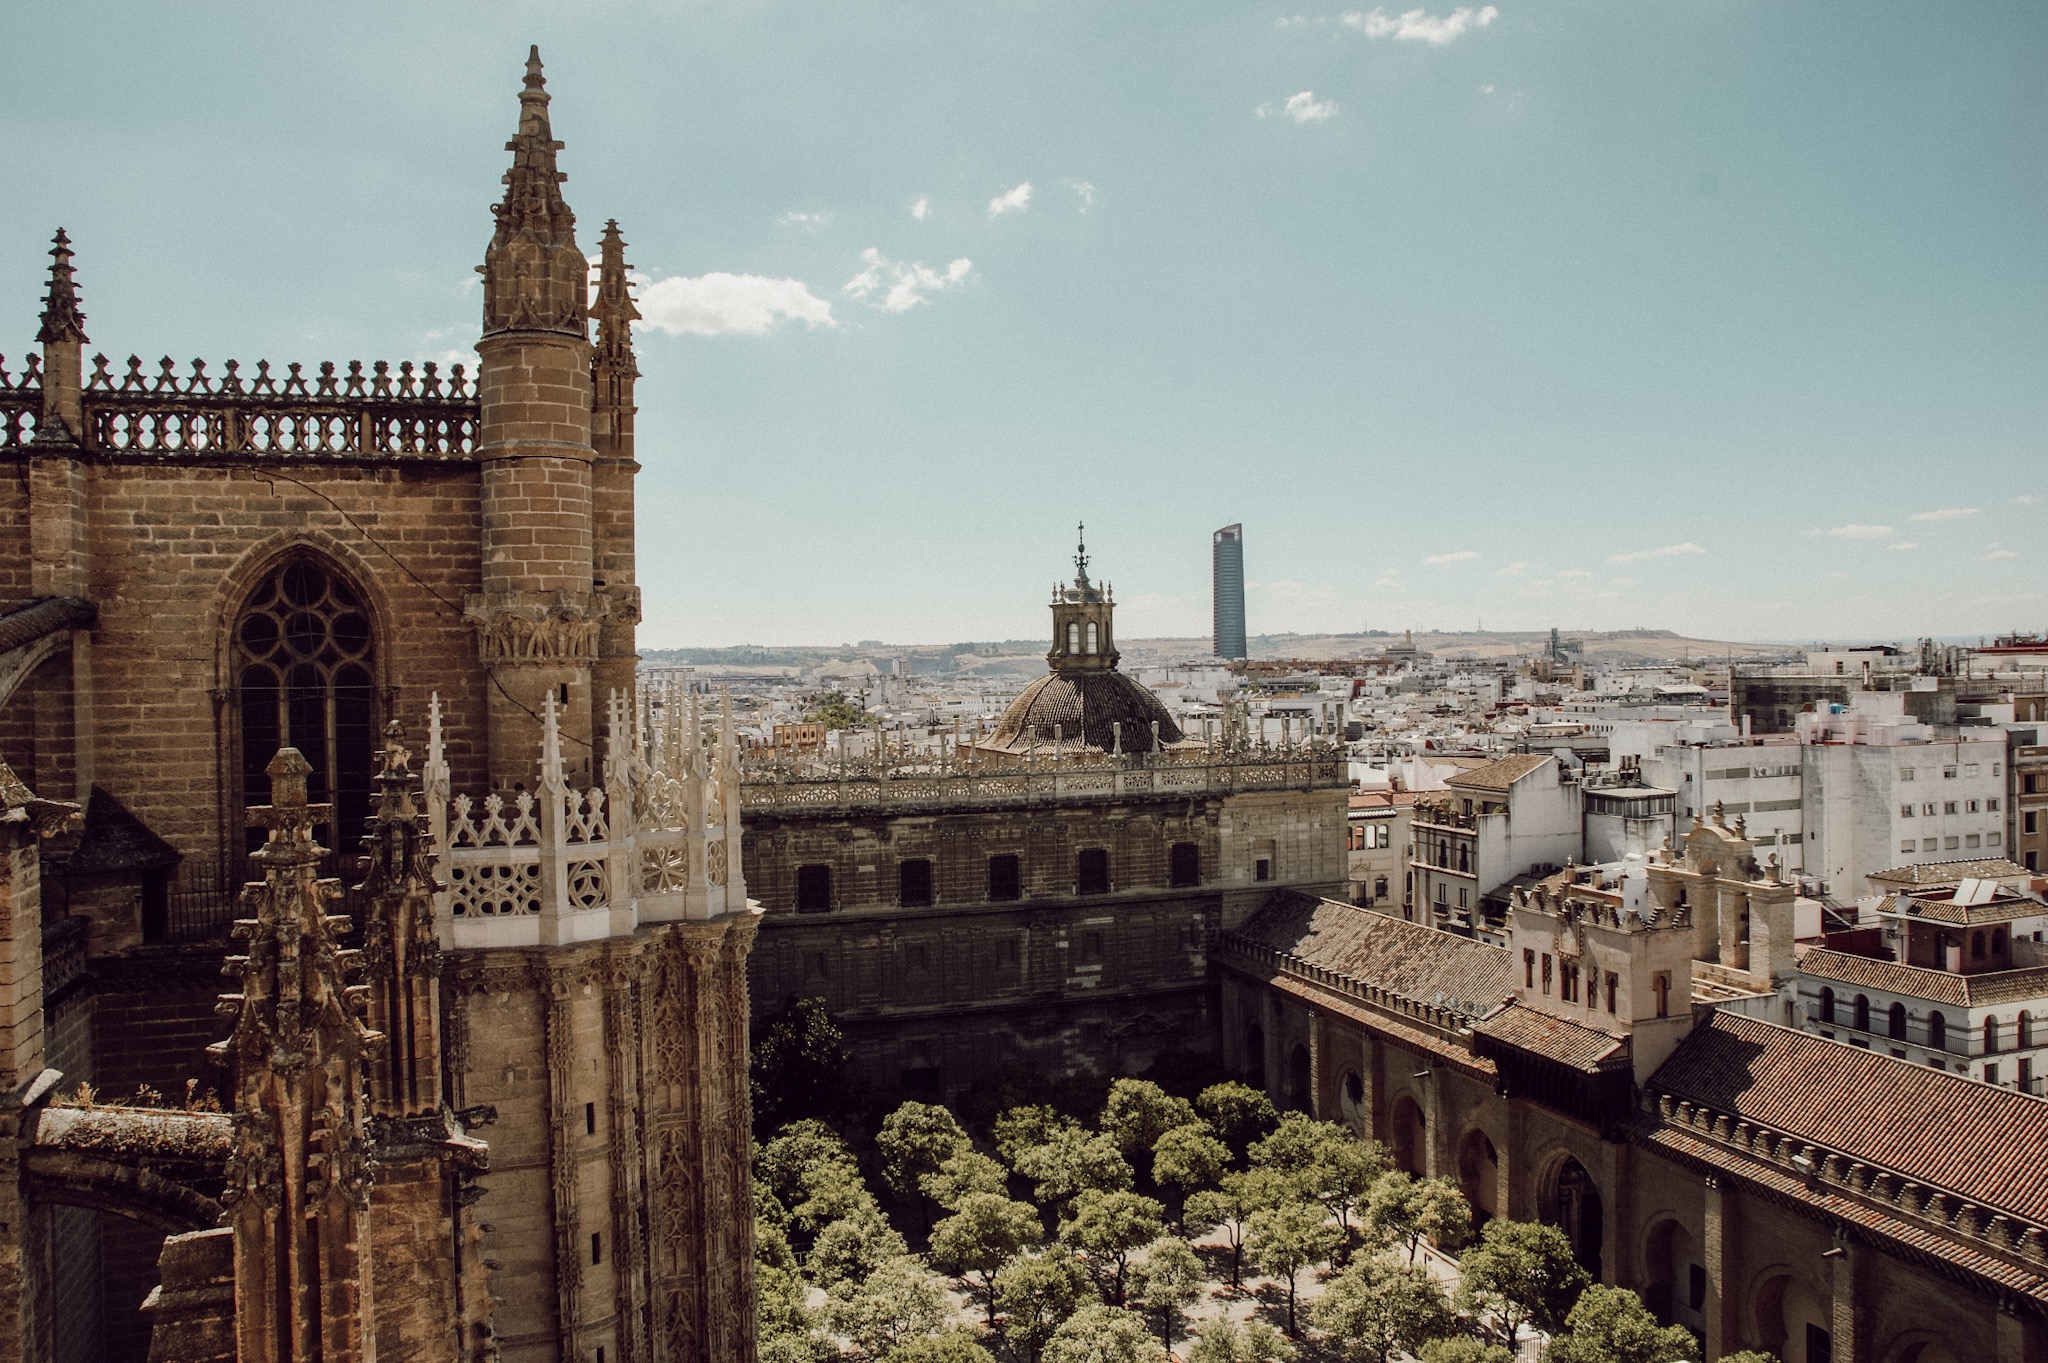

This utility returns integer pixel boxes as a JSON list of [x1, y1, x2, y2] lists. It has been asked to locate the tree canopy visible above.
[[1456, 1217, 1592, 1348], [1541, 1284, 1699, 1363], [1309, 1256, 1457, 1363]]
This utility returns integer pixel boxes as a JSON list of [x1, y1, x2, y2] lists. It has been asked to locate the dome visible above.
[[985, 669, 1184, 755]]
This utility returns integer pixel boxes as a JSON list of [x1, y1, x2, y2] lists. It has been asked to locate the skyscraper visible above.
[[1213, 523, 1247, 659]]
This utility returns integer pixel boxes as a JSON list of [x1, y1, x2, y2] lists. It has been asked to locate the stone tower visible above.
[[470, 46, 607, 788]]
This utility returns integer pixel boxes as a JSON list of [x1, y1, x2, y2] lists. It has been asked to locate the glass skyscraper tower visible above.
[[1212, 523, 1247, 659]]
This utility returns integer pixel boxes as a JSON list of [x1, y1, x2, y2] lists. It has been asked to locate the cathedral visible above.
[[0, 50, 757, 1363]]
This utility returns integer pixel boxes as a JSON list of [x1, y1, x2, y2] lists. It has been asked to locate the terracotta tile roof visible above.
[[1471, 1001, 1629, 1072], [1446, 753, 1552, 793], [1225, 892, 1513, 1018], [1874, 892, 2039, 927], [1867, 858, 2032, 887], [1801, 948, 2048, 1009], [1637, 1120, 2048, 1306], [1648, 1011, 2048, 1226], [1264, 973, 1496, 1078]]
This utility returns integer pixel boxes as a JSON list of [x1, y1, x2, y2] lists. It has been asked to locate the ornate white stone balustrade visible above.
[[423, 688, 747, 949]]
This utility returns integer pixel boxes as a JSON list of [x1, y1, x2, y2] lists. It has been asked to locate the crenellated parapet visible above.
[[0, 350, 478, 458]]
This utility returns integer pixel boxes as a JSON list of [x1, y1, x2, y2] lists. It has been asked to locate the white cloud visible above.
[[1275, 14, 1311, 26], [1910, 506, 1981, 522], [1258, 91, 1339, 123], [988, 183, 1033, 218], [1068, 180, 1097, 210], [779, 211, 830, 229], [1285, 91, 1339, 122], [1374, 574, 1402, 589], [1340, 5, 1499, 45], [1980, 542, 2019, 562], [1422, 550, 1479, 565], [633, 271, 836, 337], [2015, 494, 2039, 505], [1495, 561, 1532, 577], [1606, 542, 1705, 564], [843, 248, 973, 313], [1811, 523, 1893, 541], [911, 196, 930, 220], [1886, 541, 1920, 552], [1556, 569, 1593, 580]]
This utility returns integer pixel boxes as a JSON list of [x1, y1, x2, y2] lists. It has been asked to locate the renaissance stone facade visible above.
[[1221, 816, 2048, 1363], [0, 49, 758, 1363], [742, 547, 1350, 1101]]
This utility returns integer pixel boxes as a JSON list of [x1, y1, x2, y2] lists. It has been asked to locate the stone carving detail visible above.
[[567, 860, 608, 911], [447, 860, 542, 917], [465, 590, 606, 666], [705, 841, 727, 887], [641, 843, 688, 894]]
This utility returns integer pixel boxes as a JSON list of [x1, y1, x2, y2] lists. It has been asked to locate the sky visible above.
[[3, 1, 2043, 648]]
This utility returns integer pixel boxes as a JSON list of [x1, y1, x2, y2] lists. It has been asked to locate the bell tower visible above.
[[470, 47, 601, 787], [1047, 522, 1118, 673]]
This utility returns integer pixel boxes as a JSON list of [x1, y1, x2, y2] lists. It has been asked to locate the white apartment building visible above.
[[1799, 689, 2007, 898]]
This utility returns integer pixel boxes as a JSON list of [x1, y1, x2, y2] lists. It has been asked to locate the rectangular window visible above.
[[1524, 949, 1536, 988], [585, 1102, 597, 1136], [1966, 763, 1980, 777], [898, 858, 934, 908], [2030, 811, 2041, 835], [1077, 847, 1111, 895], [1945, 836, 1960, 850], [1943, 766, 1958, 780], [1924, 803, 1937, 816], [591, 1233, 603, 1266], [1900, 804, 1915, 819], [1987, 798, 2000, 812], [1944, 801, 1959, 815], [1255, 857, 1272, 882], [1901, 841, 1915, 854], [1606, 971, 1618, 1014], [1966, 834, 1981, 848], [1923, 838, 1938, 851], [795, 864, 833, 913], [1985, 1062, 2000, 1086], [996, 936, 1020, 967], [1900, 767, 1915, 781], [1169, 842, 1201, 888], [1988, 832, 2001, 846], [2022, 1058, 2034, 1093], [987, 854, 1021, 902], [1966, 799, 1980, 814], [1541, 953, 1553, 995], [1457, 887, 1469, 909]]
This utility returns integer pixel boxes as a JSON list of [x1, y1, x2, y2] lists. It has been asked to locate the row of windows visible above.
[[1899, 799, 2000, 817], [1523, 948, 1669, 1017], [1348, 822, 1393, 851], [1817, 989, 2037, 1053], [1899, 762, 1999, 781], [792, 843, 1208, 912], [1900, 833, 2001, 854]]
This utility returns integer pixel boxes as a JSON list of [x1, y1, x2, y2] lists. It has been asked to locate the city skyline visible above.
[[4, 2, 2042, 648]]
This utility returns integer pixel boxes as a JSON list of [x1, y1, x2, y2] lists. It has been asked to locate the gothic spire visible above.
[[592, 218, 640, 365], [37, 229, 86, 345], [480, 46, 588, 337]]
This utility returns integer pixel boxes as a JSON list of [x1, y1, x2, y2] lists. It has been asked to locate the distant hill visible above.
[[645, 628, 1796, 671]]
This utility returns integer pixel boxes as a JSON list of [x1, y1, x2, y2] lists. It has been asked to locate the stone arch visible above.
[[1535, 1151, 1603, 1278], [211, 529, 399, 698], [1455, 1126, 1500, 1225], [1750, 1267, 1831, 1363], [1389, 1093, 1427, 1176], [1337, 1069, 1365, 1136], [20, 1146, 224, 1235], [1640, 1215, 1703, 1333], [1887, 1335, 1965, 1363], [1285, 1043, 1311, 1113]]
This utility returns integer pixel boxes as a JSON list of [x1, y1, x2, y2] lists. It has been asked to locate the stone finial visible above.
[[592, 219, 640, 338], [37, 229, 87, 345], [479, 46, 588, 337]]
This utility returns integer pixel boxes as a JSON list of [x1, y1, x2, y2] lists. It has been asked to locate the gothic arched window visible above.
[[234, 558, 378, 855], [1085, 621, 1098, 654]]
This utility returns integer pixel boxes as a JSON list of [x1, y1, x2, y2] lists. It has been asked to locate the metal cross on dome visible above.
[[1074, 522, 1089, 582]]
